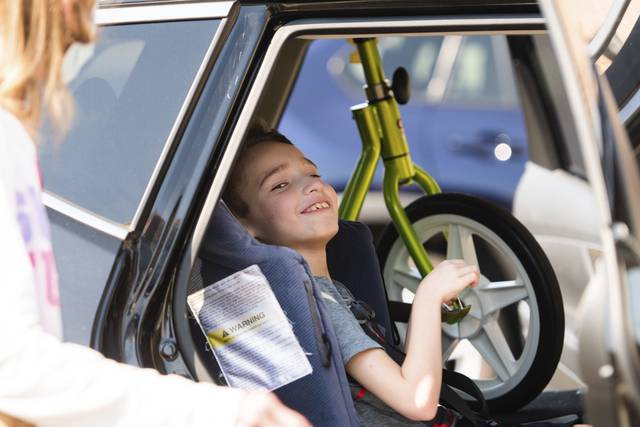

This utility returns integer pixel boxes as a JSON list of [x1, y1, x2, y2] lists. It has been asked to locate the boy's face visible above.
[[236, 141, 339, 251]]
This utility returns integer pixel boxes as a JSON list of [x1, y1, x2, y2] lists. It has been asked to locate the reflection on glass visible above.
[[40, 20, 220, 224]]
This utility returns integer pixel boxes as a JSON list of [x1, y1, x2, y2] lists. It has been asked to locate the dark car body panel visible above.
[[92, 5, 271, 364]]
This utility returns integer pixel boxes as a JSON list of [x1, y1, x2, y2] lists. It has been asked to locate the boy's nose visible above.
[[303, 177, 322, 194]]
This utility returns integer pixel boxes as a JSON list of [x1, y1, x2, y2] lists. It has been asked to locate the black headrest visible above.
[[327, 220, 393, 344]]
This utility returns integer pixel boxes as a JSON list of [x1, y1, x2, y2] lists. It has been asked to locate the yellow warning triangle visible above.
[[207, 328, 234, 349]]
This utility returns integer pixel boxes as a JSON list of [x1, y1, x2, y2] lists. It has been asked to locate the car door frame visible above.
[[169, 11, 550, 383], [89, 2, 273, 362], [41, 1, 233, 346]]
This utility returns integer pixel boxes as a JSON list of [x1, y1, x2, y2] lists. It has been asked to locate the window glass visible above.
[[47, 209, 121, 345], [39, 19, 220, 225], [445, 36, 495, 102], [336, 37, 444, 105], [326, 35, 518, 108], [280, 34, 527, 215]]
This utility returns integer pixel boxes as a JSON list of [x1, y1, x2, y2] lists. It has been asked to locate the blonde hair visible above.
[[0, 0, 95, 137]]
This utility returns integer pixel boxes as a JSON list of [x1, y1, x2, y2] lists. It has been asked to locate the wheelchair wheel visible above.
[[377, 193, 564, 412]]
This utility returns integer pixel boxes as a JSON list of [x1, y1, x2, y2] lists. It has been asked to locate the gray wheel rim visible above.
[[382, 214, 541, 399]]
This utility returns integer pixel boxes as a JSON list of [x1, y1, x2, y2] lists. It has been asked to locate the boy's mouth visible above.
[[301, 201, 331, 214]]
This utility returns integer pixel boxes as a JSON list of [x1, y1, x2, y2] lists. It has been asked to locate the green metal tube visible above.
[[353, 37, 470, 324], [339, 104, 382, 221], [413, 164, 442, 196], [383, 168, 433, 276], [356, 39, 386, 84], [413, 164, 472, 323], [376, 101, 412, 164], [356, 40, 413, 173]]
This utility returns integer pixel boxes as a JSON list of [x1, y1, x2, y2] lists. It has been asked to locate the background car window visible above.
[[280, 35, 527, 216], [444, 35, 517, 107], [39, 20, 220, 225], [336, 37, 444, 104]]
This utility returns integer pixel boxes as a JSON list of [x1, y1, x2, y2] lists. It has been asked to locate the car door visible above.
[[39, 1, 235, 346], [539, 1, 640, 425]]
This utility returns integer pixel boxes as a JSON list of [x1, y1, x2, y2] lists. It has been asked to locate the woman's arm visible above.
[[346, 260, 479, 421]]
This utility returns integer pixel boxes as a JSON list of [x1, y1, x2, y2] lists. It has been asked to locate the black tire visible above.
[[377, 193, 564, 413]]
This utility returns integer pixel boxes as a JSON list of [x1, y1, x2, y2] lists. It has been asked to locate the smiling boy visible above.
[[223, 126, 480, 425]]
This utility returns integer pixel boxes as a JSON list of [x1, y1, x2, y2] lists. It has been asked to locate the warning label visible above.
[[187, 265, 312, 390], [207, 312, 267, 349]]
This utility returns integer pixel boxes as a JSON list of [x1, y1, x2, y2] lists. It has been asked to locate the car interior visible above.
[[172, 27, 591, 426]]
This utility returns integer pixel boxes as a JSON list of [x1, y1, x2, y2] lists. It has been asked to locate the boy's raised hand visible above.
[[418, 259, 480, 304]]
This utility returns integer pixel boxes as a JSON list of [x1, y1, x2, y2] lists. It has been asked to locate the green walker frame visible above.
[[338, 38, 471, 324]]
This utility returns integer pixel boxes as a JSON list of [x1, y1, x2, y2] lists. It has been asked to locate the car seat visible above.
[[188, 201, 584, 426], [189, 201, 361, 426]]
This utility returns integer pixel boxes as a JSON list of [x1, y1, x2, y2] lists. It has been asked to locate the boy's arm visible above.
[[346, 296, 443, 421], [347, 260, 479, 422]]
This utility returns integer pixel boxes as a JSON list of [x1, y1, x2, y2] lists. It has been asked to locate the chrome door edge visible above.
[[96, 1, 233, 25], [43, 192, 128, 240], [587, 0, 631, 59]]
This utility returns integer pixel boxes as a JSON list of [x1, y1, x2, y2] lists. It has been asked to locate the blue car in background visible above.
[[280, 35, 528, 219]]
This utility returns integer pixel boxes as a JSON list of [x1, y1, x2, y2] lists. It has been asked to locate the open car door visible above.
[[540, 1, 640, 425]]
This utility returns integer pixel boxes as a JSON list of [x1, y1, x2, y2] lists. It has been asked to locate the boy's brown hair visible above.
[[223, 121, 293, 218]]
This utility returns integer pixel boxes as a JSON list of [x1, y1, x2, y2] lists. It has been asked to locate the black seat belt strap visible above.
[[442, 369, 491, 418]]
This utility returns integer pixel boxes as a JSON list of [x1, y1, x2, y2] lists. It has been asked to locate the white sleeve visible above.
[[0, 168, 245, 427]]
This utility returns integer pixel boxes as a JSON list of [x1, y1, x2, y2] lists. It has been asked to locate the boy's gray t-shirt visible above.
[[314, 276, 382, 364], [314, 276, 430, 426]]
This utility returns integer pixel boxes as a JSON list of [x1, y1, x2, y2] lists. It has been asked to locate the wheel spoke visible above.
[[446, 224, 479, 268], [470, 320, 517, 381], [442, 333, 459, 360], [480, 280, 528, 315], [391, 266, 421, 294]]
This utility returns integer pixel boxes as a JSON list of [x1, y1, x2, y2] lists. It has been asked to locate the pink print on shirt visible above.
[[15, 185, 60, 308]]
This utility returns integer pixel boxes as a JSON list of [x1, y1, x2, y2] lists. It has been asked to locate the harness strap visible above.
[[442, 369, 491, 418], [440, 383, 487, 426]]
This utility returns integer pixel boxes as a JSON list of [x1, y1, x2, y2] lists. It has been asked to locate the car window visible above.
[[48, 209, 122, 345], [335, 37, 444, 104], [325, 35, 518, 108], [39, 19, 220, 225], [280, 34, 527, 214], [444, 35, 517, 107]]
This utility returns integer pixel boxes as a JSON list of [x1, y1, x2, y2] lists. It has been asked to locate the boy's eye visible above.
[[271, 182, 288, 191], [311, 174, 321, 178]]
